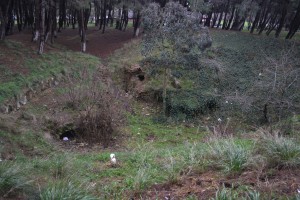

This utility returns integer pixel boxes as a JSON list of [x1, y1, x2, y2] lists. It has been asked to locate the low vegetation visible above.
[[0, 26, 299, 199]]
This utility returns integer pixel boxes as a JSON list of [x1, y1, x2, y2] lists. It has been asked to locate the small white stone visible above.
[[110, 153, 115, 159], [218, 118, 222, 122], [225, 101, 228, 104], [111, 157, 117, 164], [63, 137, 69, 141], [297, 189, 300, 194], [110, 154, 117, 165], [259, 73, 262, 76]]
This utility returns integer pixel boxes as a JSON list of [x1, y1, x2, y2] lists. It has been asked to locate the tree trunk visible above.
[[4, 0, 13, 35], [216, 12, 223, 28], [33, 0, 40, 41], [163, 68, 167, 116], [222, 0, 230, 29], [212, 13, 219, 28], [0, 0, 11, 40], [286, 0, 300, 39], [134, 10, 141, 37], [275, 0, 289, 38], [258, 0, 272, 35], [231, 15, 246, 31], [0, 7, 5, 40], [102, 0, 107, 34], [58, 0, 66, 32], [50, 0, 57, 44], [226, 7, 235, 30], [38, 0, 45, 55], [204, 12, 212, 27], [80, 9, 86, 53]]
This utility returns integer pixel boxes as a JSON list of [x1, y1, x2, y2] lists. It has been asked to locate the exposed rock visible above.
[[19, 95, 27, 105], [16, 101, 21, 110]]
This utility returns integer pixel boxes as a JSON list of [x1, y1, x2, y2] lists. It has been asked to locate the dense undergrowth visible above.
[[0, 29, 299, 199]]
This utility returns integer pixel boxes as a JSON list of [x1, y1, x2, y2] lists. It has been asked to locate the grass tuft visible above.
[[40, 180, 97, 200], [206, 139, 252, 173], [0, 162, 34, 198], [258, 131, 300, 168]]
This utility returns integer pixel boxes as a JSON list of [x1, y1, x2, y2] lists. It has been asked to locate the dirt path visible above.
[[7, 27, 136, 59]]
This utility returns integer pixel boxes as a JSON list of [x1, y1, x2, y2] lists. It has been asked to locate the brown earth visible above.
[[140, 169, 300, 199], [7, 27, 135, 59]]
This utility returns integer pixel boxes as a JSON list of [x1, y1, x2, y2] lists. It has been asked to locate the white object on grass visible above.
[[63, 137, 69, 141], [218, 118, 222, 122], [110, 153, 117, 165]]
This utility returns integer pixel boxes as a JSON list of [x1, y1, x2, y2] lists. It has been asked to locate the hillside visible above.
[[0, 28, 300, 200]]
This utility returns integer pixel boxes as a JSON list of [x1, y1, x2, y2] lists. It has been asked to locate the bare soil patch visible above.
[[141, 169, 300, 199], [7, 27, 135, 59]]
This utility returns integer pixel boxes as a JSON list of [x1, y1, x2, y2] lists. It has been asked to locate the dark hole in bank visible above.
[[59, 129, 76, 140], [137, 74, 145, 81]]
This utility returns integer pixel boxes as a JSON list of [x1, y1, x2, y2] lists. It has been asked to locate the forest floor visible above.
[[7, 26, 135, 58], [0, 27, 300, 200]]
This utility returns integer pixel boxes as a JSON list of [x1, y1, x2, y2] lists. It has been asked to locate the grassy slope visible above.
[[0, 30, 299, 199], [0, 39, 99, 104]]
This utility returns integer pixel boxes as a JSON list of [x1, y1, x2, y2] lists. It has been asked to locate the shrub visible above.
[[40, 180, 97, 200], [64, 67, 126, 146], [206, 139, 252, 173]]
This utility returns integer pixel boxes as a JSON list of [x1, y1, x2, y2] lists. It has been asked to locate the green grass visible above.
[[205, 139, 253, 173], [0, 29, 299, 199], [211, 186, 261, 200], [0, 39, 100, 104], [0, 162, 36, 199], [257, 132, 300, 168], [40, 180, 97, 200]]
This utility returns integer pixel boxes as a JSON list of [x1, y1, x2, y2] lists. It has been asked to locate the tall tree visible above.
[[142, 2, 212, 116], [0, 0, 11, 40], [38, 0, 46, 54]]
